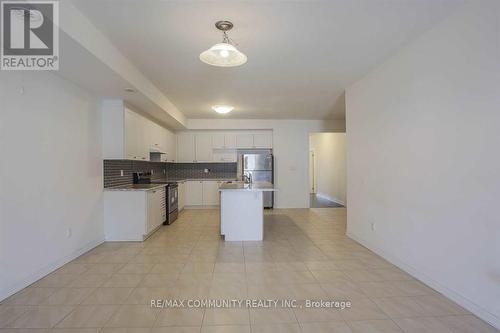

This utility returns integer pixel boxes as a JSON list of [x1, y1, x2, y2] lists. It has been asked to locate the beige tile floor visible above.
[[0, 208, 498, 333]]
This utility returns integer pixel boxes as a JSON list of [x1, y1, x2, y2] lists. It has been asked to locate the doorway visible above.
[[309, 132, 346, 208]]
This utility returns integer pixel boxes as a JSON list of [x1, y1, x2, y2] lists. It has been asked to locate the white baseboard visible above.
[[0, 236, 105, 302], [346, 231, 500, 330], [316, 193, 345, 206]]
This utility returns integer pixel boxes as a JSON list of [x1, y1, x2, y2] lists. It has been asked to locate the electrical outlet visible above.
[[66, 227, 72, 238], [371, 222, 376, 231], [120, 170, 124, 177]]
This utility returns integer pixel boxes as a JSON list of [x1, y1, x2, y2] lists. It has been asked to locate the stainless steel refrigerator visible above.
[[241, 153, 274, 208]]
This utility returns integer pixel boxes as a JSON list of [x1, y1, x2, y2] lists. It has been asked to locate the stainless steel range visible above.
[[164, 183, 178, 225], [133, 172, 178, 225]]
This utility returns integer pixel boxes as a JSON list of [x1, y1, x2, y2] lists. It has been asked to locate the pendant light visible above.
[[200, 21, 247, 67]]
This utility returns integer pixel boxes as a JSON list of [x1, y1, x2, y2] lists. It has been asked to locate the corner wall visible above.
[[0, 71, 104, 300], [346, 0, 500, 328]]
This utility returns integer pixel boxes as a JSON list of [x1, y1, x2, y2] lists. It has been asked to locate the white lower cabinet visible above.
[[178, 181, 186, 211], [216, 181, 224, 205], [146, 187, 165, 234], [202, 181, 219, 205], [185, 180, 223, 206], [104, 186, 166, 241], [185, 181, 203, 206]]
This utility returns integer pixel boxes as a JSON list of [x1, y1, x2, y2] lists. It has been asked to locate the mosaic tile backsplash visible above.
[[103, 160, 237, 188], [167, 162, 237, 180]]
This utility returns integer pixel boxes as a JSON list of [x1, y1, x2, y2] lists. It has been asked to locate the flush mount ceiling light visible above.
[[212, 105, 234, 114], [200, 21, 247, 67]]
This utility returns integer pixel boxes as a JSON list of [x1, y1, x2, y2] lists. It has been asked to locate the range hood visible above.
[[149, 146, 166, 154]]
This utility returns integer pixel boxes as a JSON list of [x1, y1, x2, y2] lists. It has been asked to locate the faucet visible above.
[[243, 172, 253, 184]]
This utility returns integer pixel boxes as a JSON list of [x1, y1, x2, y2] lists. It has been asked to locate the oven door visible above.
[[168, 185, 178, 213]]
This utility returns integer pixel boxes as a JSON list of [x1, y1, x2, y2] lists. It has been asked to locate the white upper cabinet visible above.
[[174, 130, 273, 163], [212, 151, 237, 162], [124, 109, 148, 160], [177, 132, 196, 162], [213, 132, 237, 149], [165, 130, 176, 162], [195, 133, 213, 162], [236, 133, 254, 148], [124, 109, 138, 160], [103, 102, 175, 161], [224, 133, 237, 149], [212, 133, 225, 149], [253, 132, 273, 148]]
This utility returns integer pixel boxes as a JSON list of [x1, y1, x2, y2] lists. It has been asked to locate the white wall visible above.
[[310, 133, 346, 205], [0, 71, 104, 300], [346, 0, 500, 328], [187, 119, 345, 208]]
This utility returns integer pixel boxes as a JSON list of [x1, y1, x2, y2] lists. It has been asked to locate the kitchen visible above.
[[2, 1, 497, 332], [102, 103, 275, 241]]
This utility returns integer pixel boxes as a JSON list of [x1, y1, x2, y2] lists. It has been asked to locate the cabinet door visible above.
[[146, 191, 156, 234], [125, 109, 139, 159], [177, 133, 196, 162], [212, 133, 225, 149], [213, 151, 237, 162], [253, 133, 273, 148], [224, 133, 237, 149], [236, 133, 254, 148], [202, 181, 219, 206], [195, 133, 213, 162], [136, 115, 149, 160], [216, 181, 224, 205], [165, 130, 176, 162], [178, 182, 185, 211], [185, 181, 203, 206], [157, 188, 166, 225]]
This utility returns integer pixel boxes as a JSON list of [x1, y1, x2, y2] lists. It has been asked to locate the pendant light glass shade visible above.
[[199, 43, 247, 67]]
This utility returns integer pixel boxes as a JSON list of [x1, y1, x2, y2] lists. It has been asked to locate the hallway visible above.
[[310, 194, 344, 208]]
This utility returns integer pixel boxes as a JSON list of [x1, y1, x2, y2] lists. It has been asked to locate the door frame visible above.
[[309, 149, 316, 194]]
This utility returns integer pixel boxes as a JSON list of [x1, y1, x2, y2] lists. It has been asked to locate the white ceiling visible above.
[[71, 0, 460, 120]]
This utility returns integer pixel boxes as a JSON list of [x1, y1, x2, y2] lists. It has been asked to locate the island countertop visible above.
[[218, 181, 276, 192]]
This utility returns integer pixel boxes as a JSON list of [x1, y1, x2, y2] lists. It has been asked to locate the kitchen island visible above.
[[219, 181, 276, 241]]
